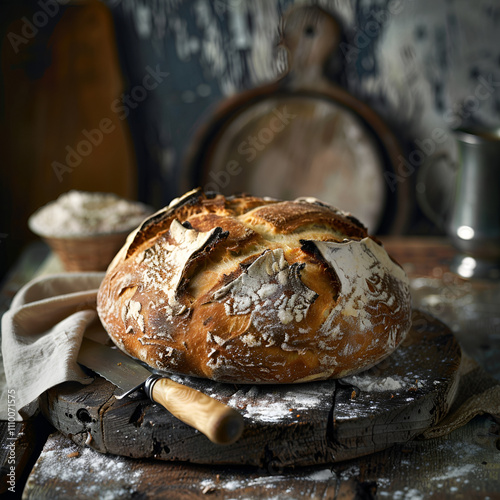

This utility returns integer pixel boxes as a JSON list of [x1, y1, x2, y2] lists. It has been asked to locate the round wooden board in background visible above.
[[183, 5, 413, 236], [39, 310, 461, 468]]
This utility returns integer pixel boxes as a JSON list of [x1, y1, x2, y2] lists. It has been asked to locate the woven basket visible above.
[[43, 232, 129, 272]]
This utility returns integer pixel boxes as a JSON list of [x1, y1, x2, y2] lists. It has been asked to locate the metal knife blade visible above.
[[78, 337, 150, 398], [77, 337, 244, 445]]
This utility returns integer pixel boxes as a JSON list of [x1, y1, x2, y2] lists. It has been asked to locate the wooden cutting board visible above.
[[38, 310, 461, 468], [182, 5, 412, 235]]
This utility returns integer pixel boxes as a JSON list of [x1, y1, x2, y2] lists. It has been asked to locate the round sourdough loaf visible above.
[[97, 188, 412, 384]]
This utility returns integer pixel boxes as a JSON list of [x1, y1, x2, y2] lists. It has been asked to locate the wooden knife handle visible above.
[[146, 376, 244, 445]]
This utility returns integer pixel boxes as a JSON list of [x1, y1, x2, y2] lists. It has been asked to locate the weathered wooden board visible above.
[[23, 414, 500, 499], [331, 309, 462, 462], [39, 310, 461, 467]]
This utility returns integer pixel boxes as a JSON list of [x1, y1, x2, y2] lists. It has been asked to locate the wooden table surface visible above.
[[1, 237, 499, 499]]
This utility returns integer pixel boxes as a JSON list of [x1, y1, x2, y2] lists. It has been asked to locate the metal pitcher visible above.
[[418, 127, 500, 279]]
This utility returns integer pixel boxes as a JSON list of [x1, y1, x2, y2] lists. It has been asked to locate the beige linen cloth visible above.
[[1, 273, 499, 437], [0, 273, 104, 420]]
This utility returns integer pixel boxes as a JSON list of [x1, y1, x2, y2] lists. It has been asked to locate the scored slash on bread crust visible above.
[[97, 188, 412, 384]]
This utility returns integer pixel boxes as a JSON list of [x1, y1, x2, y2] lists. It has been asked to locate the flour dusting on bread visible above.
[[97, 188, 412, 384], [212, 248, 318, 325]]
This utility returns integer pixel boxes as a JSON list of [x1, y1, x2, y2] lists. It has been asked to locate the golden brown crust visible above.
[[243, 201, 367, 237], [97, 188, 412, 384]]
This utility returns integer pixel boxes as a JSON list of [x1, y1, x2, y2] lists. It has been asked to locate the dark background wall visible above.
[[105, 0, 500, 205], [1, 0, 500, 280]]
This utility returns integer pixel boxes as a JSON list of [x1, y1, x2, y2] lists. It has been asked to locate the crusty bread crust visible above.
[[97, 189, 412, 383]]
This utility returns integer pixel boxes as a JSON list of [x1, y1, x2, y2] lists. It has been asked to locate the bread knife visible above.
[[77, 337, 244, 445]]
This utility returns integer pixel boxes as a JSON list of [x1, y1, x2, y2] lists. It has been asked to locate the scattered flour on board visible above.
[[342, 374, 404, 392], [378, 487, 425, 500], [306, 469, 334, 481], [339, 464, 360, 481], [431, 463, 476, 481], [227, 388, 325, 422], [33, 443, 141, 498], [199, 467, 334, 495]]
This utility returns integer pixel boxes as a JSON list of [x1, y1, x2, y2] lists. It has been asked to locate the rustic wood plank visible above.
[[23, 413, 500, 499], [24, 431, 341, 500], [338, 414, 500, 499], [0, 415, 52, 497], [0, 421, 32, 496]]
